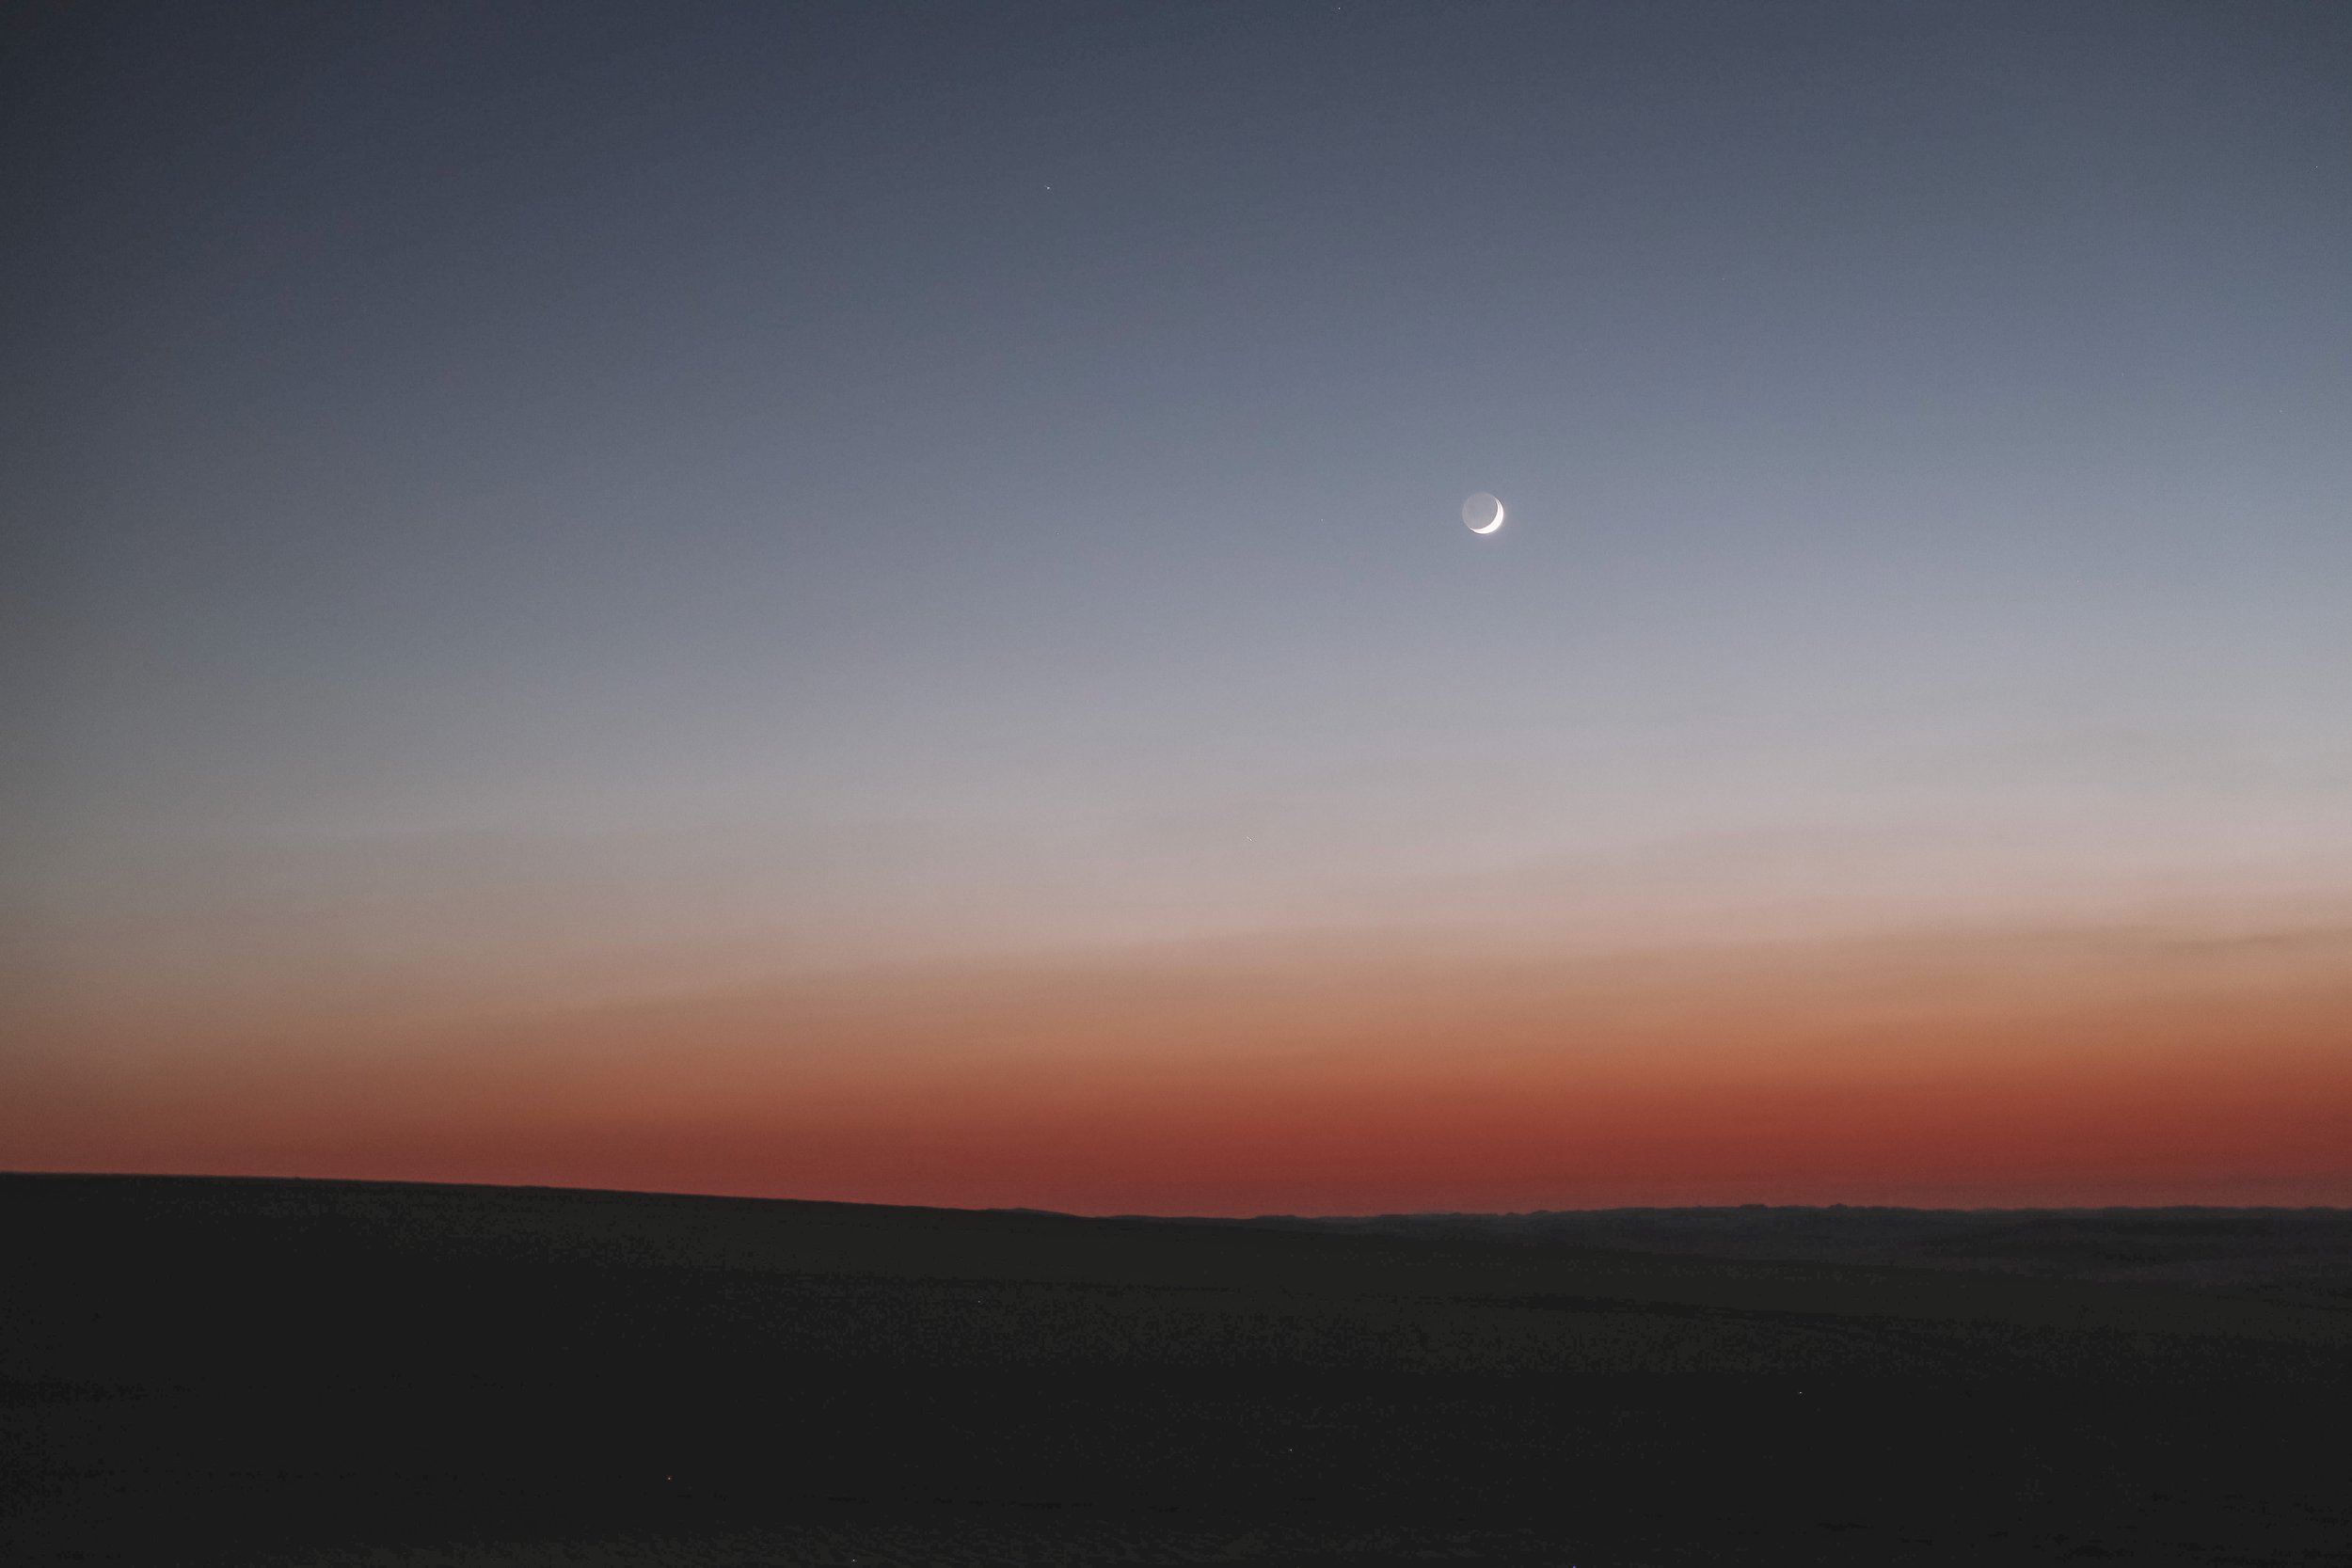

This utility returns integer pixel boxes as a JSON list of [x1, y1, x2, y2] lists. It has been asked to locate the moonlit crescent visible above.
[[1464, 493, 1504, 534]]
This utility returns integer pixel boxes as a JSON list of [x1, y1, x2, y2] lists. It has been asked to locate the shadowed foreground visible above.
[[4, 1175, 2348, 1564]]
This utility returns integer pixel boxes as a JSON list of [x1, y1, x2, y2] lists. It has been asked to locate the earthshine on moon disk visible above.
[[1463, 493, 1504, 534]]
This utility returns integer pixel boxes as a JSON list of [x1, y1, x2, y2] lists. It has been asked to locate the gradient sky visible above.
[[6, 1, 2349, 1212]]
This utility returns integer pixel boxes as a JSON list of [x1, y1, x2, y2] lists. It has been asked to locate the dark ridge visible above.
[[4, 1172, 2348, 1565], [1232, 1203, 2352, 1299]]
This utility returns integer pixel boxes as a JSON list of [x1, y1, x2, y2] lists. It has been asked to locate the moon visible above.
[[1462, 492, 1505, 534]]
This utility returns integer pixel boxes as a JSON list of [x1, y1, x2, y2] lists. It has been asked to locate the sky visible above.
[[5, 0, 2349, 1212]]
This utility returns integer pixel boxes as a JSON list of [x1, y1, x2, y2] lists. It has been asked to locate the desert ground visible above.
[[5, 1174, 2348, 1564]]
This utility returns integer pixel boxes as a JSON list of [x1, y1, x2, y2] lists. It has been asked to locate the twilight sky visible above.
[[6, 1, 2349, 1212]]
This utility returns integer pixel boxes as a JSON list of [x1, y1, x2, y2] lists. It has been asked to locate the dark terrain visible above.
[[5, 1174, 2349, 1565]]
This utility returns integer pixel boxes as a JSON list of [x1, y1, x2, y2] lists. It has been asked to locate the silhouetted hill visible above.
[[5, 1174, 2348, 1565], [1249, 1204, 2352, 1299]]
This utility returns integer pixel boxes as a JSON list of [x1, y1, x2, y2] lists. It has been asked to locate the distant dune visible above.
[[5, 1174, 2349, 1565], [1254, 1204, 2352, 1295]]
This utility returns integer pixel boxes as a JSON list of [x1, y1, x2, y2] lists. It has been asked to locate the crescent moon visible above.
[[1466, 494, 1504, 534]]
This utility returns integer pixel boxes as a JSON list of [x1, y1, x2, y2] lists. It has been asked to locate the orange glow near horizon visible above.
[[8, 915, 2349, 1213]]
